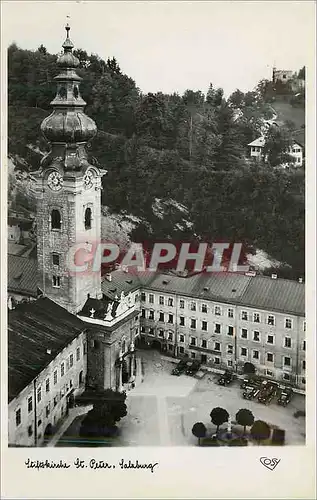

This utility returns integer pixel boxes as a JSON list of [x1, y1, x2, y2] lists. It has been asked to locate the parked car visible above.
[[258, 384, 277, 404], [277, 388, 293, 406], [172, 359, 188, 376], [218, 370, 234, 386], [242, 386, 254, 399], [186, 360, 201, 376], [243, 387, 260, 400]]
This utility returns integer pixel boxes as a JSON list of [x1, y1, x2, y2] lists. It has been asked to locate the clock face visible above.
[[83, 170, 94, 189], [47, 171, 63, 191]]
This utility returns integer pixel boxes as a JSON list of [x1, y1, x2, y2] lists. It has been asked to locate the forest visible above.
[[8, 43, 305, 278]]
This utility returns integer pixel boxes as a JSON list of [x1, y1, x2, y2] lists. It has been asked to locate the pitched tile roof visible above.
[[248, 136, 265, 147], [8, 255, 38, 296], [8, 297, 85, 403]]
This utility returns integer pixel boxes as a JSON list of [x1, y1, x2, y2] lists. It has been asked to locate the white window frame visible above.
[[266, 333, 275, 345], [283, 356, 292, 368], [149, 294, 154, 304], [252, 330, 260, 342], [201, 321, 208, 331], [252, 349, 259, 361], [240, 347, 248, 357], [179, 316, 185, 326], [201, 339, 208, 349], [190, 336, 197, 346], [285, 318, 293, 329], [190, 318, 197, 329], [253, 312, 261, 323], [179, 333, 185, 343], [201, 303, 208, 313], [214, 356, 221, 365], [228, 308, 234, 318], [241, 310, 248, 321], [241, 328, 248, 339], [159, 296, 164, 305], [283, 373, 290, 381], [227, 325, 234, 336], [266, 352, 274, 363], [190, 301, 196, 312], [214, 323, 221, 334], [284, 336, 292, 348], [214, 305, 222, 316], [267, 314, 275, 326], [214, 341, 221, 352]]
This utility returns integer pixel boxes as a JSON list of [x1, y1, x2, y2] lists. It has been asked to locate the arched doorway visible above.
[[79, 370, 84, 385]]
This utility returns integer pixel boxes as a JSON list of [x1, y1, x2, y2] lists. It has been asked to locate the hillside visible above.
[[272, 99, 305, 130], [7, 44, 305, 279]]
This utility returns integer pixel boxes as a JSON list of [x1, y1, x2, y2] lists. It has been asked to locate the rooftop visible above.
[[248, 137, 265, 147], [8, 254, 38, 296], [8, 297, 85, 402]]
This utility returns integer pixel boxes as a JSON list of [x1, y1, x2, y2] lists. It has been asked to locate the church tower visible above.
[[35, 25, 106, 314]]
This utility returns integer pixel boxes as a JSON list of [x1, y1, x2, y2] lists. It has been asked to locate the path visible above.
[[47, 404, 92, 447]]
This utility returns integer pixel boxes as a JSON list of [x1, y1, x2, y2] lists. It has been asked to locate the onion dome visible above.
[[40, 24, 97, 148]]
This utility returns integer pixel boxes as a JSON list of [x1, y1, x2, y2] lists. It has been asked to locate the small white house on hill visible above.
[[248, 136, 304, 166]]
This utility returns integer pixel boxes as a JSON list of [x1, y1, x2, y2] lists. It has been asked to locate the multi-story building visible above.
[[8, 297, 87, 446], [104, 270, 305, 391]]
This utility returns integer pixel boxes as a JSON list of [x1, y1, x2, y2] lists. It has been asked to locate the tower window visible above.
[[52, 253, 60, 266], [58, 86, 67, 98], [52, 276, 61, 288], [84, 207, 92, 230], [51, 210, 61, 230], [73, 86, 79, 98]]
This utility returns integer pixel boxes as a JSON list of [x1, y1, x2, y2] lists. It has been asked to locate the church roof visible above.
[[8, 254, 38, 297], [8, 297, 85, 403]]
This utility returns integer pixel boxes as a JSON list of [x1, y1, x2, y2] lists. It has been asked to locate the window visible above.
[[283, 373, 290, 381], [179, 346, 184, 354], [228, 308, 234, 318], [141, 309, 146, 318], [201, 304, 207, 313], [168, 344, 173, 351], [70, 379, 73, 388], [302, 340, 306, 351], [134, 294, 139, 303], [149, 328, 154, 335], [241, 328, 248, 339], [253, 331, 260, 342], [168, 332, 173, 341], [28, 396, 33, 413], [179, 299, 184, 309], [54, 370, 58, 385], [168, 298, 174, 307], [267, 334, 274, 345], [214, 357, 220, 365], [302, 360, 306, 371], [38, 419, 42, 427], [70, 354, 74, 367], [253, 312, 260, 323], [284, 337, 292, 348], [267, 352, 274, 362], [149, 310, 154, 320], [190, 337, 196, 346], [214, 342, 221, 351], [16, 408, 21, 427], [303, 321, 306, 332], [179, 316, 185, 326], [240, 347, 247, 357], [46, 404, 50, 417], [284, 356, 291, 367], [241, 311, 248, 321], [54, 396, 58, 407], [190, 301, 196, 311], [52, 253, 60, 266], [158, 312, 164, 322], [214, 306, 221, 316], [28, 425, 33, 437], [227, 360, 233, 367], [84, 207, 92, 230], [227, 344, 233, 354], [168, 314, 173, 324], [191, 319, 196, 329], [267, 315, 275, 326], [51, 209, 61, 230], [52, 275, 61, 288], [46, 378, 50, 393], [83, 342, 87, 355], [285, 318, 293, 329], [159, 330, 164, 338], [149, 294, 154, 304], [141, 326, 145, 333], [266, 369, 273, 377], [252, 350, 259, 360], [202, 321, 208, 331], [227, 326, 234, 336], [302, 378, 306, 385], [201, 339, 207, 348], [141, 292, 146, 302], [214, 323, 221, 334], [191, 352, 196, 359], [61, 363, 65, 377], [179, 334, 185, 343], [37, 387, 42, 403], [159, 296, 164, 305], [76, 347, 80, 361]]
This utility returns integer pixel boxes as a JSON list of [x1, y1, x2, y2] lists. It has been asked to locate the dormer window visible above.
[[51, 209, 61, 230], [85, 207, 92, 230]]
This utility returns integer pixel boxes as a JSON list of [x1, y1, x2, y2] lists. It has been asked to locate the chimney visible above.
[[46, 349, 52, 355], [271, 274, 277, 279], [298, 277, 303, 283], [106, 273, 112, 282]]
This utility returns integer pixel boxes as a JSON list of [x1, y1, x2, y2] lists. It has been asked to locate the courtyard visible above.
[[56, 349, 305, 447]]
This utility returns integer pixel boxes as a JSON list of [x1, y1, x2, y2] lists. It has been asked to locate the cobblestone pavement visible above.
[[117, 349, 306, 446]]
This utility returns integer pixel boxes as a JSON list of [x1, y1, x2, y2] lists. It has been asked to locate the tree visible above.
[[210, 407, 229, 433], [298, 66, 305, 80], [263, 126, 294, 167], [243, 362, 256, 375], [192, 422, 207, 446], [235, 409, 255, 435], [250, 420, 271, 444], [228, 437, 248, 446], [79, 389, 127, 438], [228, 89, 244, 108]]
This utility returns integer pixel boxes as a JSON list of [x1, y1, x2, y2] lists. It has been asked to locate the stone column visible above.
[[118, 350, 123, 392], [130, 342, 135, 383]]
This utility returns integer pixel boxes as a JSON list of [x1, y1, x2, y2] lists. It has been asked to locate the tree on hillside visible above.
[[298, 66, 305, 80], [228, 89, 245, 108], [250, 420, 271, 444], [192, 422, 207, 446], [263, 126, 294, 167], [210, 407, 229, 433], [235, 409, 255, 435]]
